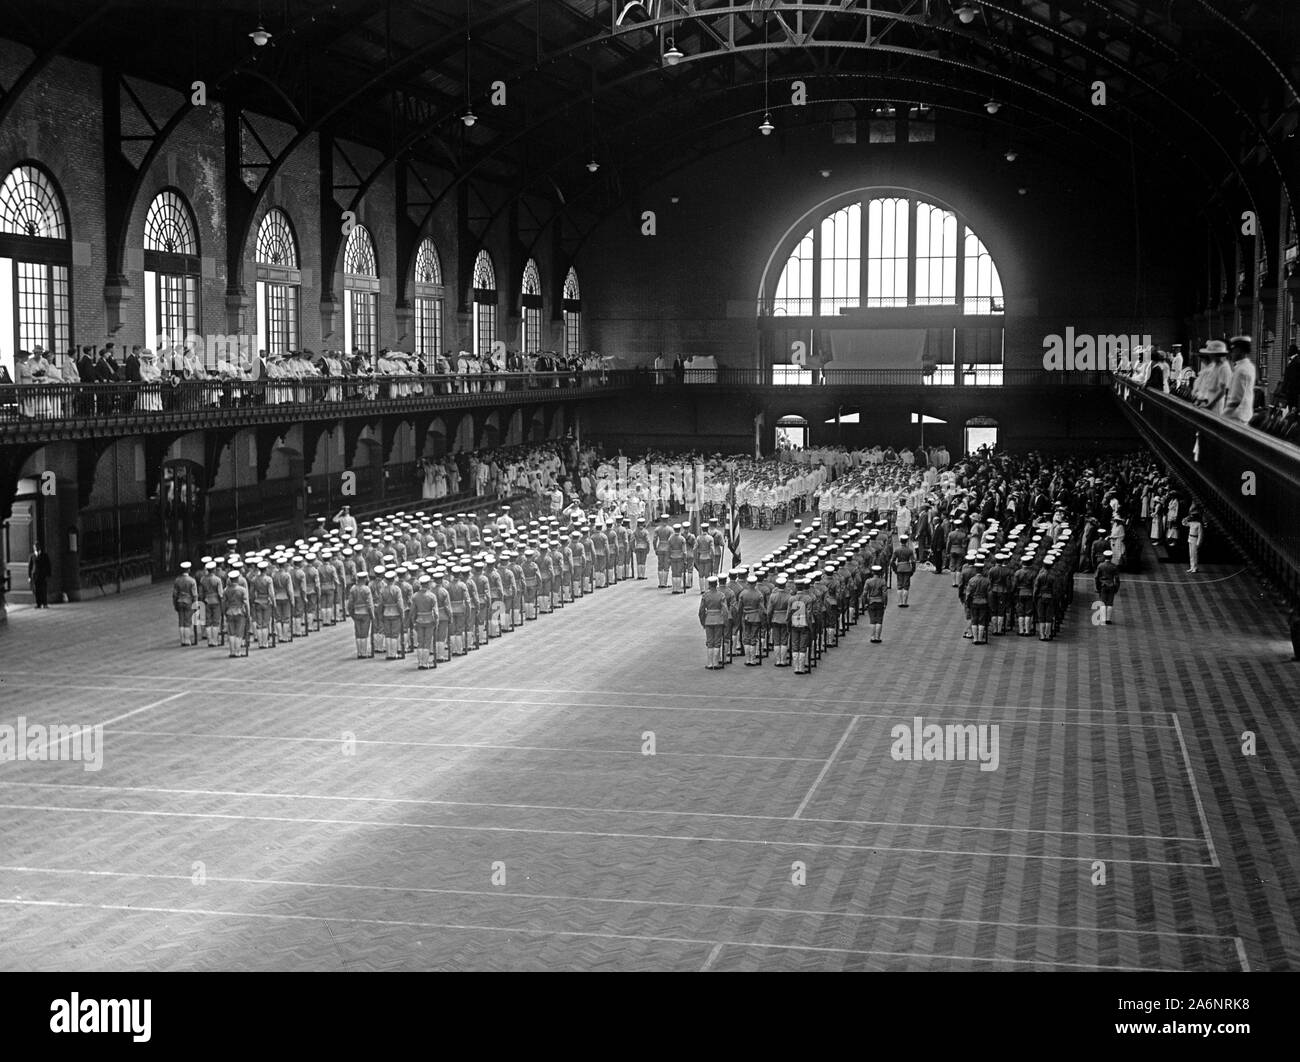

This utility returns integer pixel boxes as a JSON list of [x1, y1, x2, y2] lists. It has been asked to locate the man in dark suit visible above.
[[123, 345, 142, 412], [28, 544, 52, 608]]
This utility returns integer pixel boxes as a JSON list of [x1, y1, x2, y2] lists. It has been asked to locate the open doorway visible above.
[[964, 417, 999, 455], [776, 414, 809, 452]]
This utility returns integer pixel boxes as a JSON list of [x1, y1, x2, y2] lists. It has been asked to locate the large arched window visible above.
[[343, 224, 378, 356], [413, 236, 443, 359], [769, 193, 1002, 316], [562, 266, 582, 358], [255, 208, 300, 355], [143, 190, 200, 353], [471, 249, 497, 355], [0, 163, 70, 373], [763, 191, 1006, 385], [520, 258, 542, 353]]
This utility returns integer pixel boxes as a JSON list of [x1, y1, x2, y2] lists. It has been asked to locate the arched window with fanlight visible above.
[[255, 208, 300, 355], [342, 224, 378, 356], [413, 236, 443, 359], [562, 266, 582, 358], [471, 249, 497, 355], [143, 189, 200, 353], [520, 258, 542, 353], [762, 190, 1006, 385], [0, 163, 71, 375]]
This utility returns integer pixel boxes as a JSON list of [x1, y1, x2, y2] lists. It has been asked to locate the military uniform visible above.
[[860, 565, 887, 643], [738, 576, 765, 665], [766, 576, 793, 666], [667, 524, 687, 594], [347, 572, 375, 657], [653, 518, 672, 587], [789, 578, 816, 673], [200, 564, 225, 646], [967, 564, 992, 644], [1095, 551, 1120, 624], [250, 562, 275, 648], [221, 572, 250, 656], [699, 576, 728, 669], [412, 576, 438, 669]]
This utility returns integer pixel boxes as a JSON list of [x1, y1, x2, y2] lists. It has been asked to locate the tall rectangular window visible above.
[[963, 229, 1004, 315], [349, 289, 376, 355], [523, 306, 541, 353], [914, 203, 957, 306], [415, 295, 442, 359], [866, 197, 908, 307], [15, 261, 69, 353], [474, 302, 496, 355], [818, 204, 860, 315], [264, 283, 299, 354], [158, 273, 197, 346], [773, 233, 814, 316], [564, 310, 581, 357]]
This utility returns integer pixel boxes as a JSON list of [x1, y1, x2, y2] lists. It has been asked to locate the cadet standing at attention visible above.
[[172, 562, 197, 646]]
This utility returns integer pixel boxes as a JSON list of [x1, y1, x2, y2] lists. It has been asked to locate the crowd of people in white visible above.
[[3, 342, 614, 418]]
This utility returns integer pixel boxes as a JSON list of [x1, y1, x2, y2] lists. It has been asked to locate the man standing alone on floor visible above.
[[27, 544, 52, 608]]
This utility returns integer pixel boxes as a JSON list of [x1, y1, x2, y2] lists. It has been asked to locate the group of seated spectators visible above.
[[0, 342, 614, 417]]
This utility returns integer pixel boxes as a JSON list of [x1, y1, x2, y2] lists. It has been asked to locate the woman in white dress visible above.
[[138, 350, 164, 411], [421, 457, 438, 500]]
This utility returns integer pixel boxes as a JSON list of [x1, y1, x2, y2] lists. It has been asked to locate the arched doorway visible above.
[[3, 476, 43, 603], [964, 416, 999, 455], [776, 414, 809, 452]]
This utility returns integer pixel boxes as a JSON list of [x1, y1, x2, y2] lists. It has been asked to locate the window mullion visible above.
[[812, 224, 821, 317]]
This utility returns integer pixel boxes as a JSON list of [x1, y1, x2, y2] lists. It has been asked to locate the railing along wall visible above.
[[1111, 376, 1300, 607]]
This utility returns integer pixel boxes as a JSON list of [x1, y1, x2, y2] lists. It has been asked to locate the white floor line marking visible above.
[[0, 781, 1207, 843], [8, 693, 189, 763], [0, 671, 1177, 714], [1131, 568, 1247, 586], [0, 898, 1180, 971], [1234, 938, 1250, 972], [700, 943, 725, 971], [1171, 712, 1220, 868], [793, 717, 859, 820], [0, 864, 1240, 941], [0, 802, 1215, 867], [0, 684, 1175, 729], [90, 730, 825, 763]]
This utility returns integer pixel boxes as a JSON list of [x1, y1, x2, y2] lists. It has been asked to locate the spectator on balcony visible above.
[[76, 345, 96, 385], [137, 350, 165, 411], [1195, 340, 1232, 414], [1144, 350, 1169, 393], [1277, 344, 1300, 410], [1222, 335, 1256, 424]]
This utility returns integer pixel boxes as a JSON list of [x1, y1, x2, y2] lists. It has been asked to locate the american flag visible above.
[[727, 473, 741, 566]]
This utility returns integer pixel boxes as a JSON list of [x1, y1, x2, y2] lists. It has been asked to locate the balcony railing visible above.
[[1111, 374, 1300, 605], [0, 366, 1114, 436], [0, 371, 624, 430]]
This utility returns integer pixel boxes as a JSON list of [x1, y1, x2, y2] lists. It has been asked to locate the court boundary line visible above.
[[793, 717, 859, 819], [0, 683, 1177, 728], [0, 671, 1180, 714], [1170, 712, 1221, 869], [0, 802, 1215, 867], [0, 864, 1241, 943], [0, 780, 1210, 844], [0, 897, 1190, 972], [700, 943, 725, 971], [84, 729, 829, 763]]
